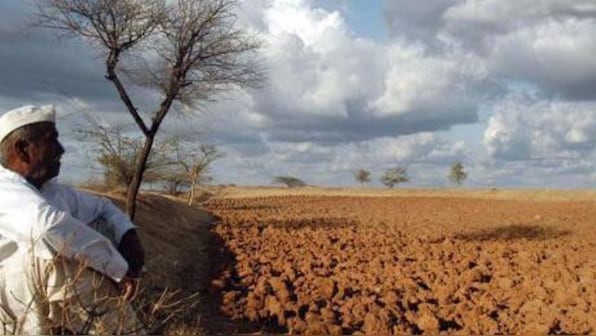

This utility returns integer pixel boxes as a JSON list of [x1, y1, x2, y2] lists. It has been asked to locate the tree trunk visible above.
[[188, 182, 195, 207], [126, 134, 155, 220], [125, 88, 177, 219]]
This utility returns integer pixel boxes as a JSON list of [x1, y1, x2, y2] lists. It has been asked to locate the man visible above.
[[0, 105, 145, 334]]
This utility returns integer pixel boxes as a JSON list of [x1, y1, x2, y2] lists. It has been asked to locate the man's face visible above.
[[26, 122, 65, 185]]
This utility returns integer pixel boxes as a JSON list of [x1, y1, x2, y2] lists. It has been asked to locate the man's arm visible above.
[[0, 184, 130, 282], [50, 183, 136, 245], [52, 184, 145, 277], [117, 229, 145, 278], [37, 206, 130, 282]]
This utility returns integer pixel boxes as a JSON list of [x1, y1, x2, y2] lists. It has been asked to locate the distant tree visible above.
[[380, 167, 409, 188], [273, 176, 306, 188], [448, 161, 468, 186], [157, 142, 224, 205], [354, 169, 371, 185]]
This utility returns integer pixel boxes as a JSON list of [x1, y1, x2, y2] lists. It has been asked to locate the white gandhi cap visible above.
[[0, 105, 56, 143]]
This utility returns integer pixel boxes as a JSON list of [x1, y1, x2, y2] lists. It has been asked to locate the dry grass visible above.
[[212, 185, 596, 202]]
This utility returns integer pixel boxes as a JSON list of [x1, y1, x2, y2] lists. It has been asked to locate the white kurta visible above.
[[0, 165, 138, 334], [0, 165, 134, 281]]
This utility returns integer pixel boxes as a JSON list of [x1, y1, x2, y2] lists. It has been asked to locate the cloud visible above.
[[385, 0, 596, 101], [229, 0, 487, 145], [442, 0, 596, 46], [440, 0, 596, 100], [371, 42, 486, 119], [483, 107, 532, 161], [479, 89, 596, 188], [488, 18, 596, 100], [0, 1, 115, 102], [444, 0, 596, 27], [332, 134, 469, 186], [383, 0, 458, 43], [483, 93, 596, 168], [321, 133, 467, 178]]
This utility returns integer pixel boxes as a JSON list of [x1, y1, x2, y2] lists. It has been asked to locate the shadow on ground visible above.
[[108, 193, 238, 335], [454, 224, 571, 242]]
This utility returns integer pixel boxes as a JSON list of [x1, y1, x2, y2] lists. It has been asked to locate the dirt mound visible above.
[[102, 192, 219, 334], [205, 195, 596, 335]]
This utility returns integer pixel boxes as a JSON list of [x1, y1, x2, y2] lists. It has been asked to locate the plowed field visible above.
[[204, 195, 596, 335]]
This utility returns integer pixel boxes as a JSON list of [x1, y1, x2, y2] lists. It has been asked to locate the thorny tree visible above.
[[36, 0, 265, 219]]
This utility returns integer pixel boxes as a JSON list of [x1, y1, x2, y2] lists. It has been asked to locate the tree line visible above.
[[273, 162, 468, 188]]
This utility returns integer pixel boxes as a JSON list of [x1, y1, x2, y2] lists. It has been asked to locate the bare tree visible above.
[[36, 0, 265, 219], [380, 167, 409, 188], [157, 142, 224, 205], [354, 169, 371, 185]]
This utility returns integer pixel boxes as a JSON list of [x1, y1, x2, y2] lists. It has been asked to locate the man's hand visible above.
[[120, 276, 140, 301], [118, 229, 145, 278]]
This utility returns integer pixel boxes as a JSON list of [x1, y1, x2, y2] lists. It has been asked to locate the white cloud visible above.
[[253, 2, 386, 120], [328, 133, 468, 173], [231, 0, 486, 145], [371, 42, 486, 118], [483, 108, 532, 161], [483, 93, 596, 161], [264, 0, 347, 48]]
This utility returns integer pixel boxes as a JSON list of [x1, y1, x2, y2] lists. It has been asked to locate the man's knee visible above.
[[48, 261, 143, 335]]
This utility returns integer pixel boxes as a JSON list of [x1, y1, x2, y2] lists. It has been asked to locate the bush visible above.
[[273, 176, 306, 188], [380, 167, 409, 188]]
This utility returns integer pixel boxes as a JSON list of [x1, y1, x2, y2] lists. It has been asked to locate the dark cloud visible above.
[[383, 0, 458, 43], [263, 106, 477, 144], [0, 36, 112, 102], [0, 2, 132, 104]]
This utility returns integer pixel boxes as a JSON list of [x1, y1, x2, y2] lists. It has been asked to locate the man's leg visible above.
[[1, 250, 144, 335], [0, 248, 52, 335], [46, 257, 145, 335]]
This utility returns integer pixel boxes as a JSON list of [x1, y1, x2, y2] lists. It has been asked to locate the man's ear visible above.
[[13, 139, 31, 163]]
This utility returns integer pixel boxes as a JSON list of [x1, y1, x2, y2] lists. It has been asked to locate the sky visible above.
[[1, 0, 596, 188]]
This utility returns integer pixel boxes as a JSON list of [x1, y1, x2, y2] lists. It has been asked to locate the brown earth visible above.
[[95, 188, 596, 334], [203, 194, 596, 335]]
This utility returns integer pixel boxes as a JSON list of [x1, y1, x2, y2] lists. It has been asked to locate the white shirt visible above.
[[0, 165, 134, 282]]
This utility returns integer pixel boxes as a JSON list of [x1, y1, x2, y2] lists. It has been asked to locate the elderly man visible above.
[[0, 105, 145, 334]]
